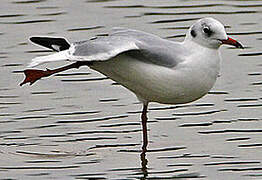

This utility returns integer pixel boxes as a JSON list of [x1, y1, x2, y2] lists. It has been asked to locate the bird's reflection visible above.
[[140, 150, 148, 178]]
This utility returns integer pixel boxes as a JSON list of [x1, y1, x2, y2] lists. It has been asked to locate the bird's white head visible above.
[[186, 17, 243, 49]]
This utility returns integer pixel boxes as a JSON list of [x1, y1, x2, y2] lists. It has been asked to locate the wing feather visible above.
[[69, 36, 139, 61], [28, 28, 184, 68]]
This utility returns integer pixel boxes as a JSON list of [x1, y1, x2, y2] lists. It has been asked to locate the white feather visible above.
[[28, 50, 70, 67]]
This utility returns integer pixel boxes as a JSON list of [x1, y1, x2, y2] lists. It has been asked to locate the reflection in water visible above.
[[140, 150, 148, 179]]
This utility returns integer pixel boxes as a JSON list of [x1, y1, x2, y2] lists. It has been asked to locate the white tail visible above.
[[28, 50, 70, 67]]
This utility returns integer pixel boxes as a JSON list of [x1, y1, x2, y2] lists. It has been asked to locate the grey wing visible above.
[[69, 35, 139, 61], [69, 27, 185, 67]]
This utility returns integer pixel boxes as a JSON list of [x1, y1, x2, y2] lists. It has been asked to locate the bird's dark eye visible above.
[[203, 26, 212, 36]]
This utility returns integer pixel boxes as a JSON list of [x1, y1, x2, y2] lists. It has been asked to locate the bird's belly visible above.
[[91, 55, 218, 104]]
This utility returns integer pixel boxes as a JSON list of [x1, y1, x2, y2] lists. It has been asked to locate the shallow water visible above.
[[1, 0, 262, 179]]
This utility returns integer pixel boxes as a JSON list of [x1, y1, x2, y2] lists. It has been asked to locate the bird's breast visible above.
[[91, 53, 220, 104]]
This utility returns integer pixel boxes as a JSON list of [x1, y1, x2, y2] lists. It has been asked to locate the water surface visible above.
[[1, 0, 262, 179]]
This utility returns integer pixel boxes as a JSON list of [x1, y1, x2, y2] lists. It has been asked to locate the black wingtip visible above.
[[29, 36, 71, 52]]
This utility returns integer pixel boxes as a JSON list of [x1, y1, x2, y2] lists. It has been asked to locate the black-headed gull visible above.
[[20, 17, 243, 153]]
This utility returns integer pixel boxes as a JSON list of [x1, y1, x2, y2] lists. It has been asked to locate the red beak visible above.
[[220, 37, 244, 49]]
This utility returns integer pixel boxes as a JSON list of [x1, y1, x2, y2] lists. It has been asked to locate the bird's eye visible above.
[[203, 27, 210, 33], [203, 26, 212, 36]]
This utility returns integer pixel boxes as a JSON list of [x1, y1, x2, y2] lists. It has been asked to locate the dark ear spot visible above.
[[190, 29, 196, 38]]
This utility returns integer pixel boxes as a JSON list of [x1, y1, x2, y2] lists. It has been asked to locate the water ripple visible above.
[[239, 52, 262, 56], [0, 14, 26, 18], [104, 4, 223, 9], [54, 137, 117, 143], [39, 12, 67, 16], [0, 95, 19, 99], [208, 91, 229, 95], [155, 117, 180, 121], [144, 10, 260, 16], [0, 19, 54, 24], [0, 165, 79, 170], [167, 163, 193, 167], [56, 114, 128, 123], [67, 129, 141, 135], [199, 129, 262, 134], [99, 98, 119, 103], [67, 26, 104, 32], [71, 173, 106, 179], [36, 6, 59, 9], [238, 143, 262, 148], [99, 122, 140, 127], [143, 173, 204, 179], [179, 122, 213, 127], [25, 160, 61, 163], [13, 115, 49, 120], [55, 72, 91, 76], [31, 91, 56, 95], [228, 31, 262, 36], [173, 109, 226, 116], [61, 77, 108, 82], [204, 161, 260, 166], [219, 167, 262, 172], [151, 18, 199, 24], [12, 0, 46, 4], [86, 0, 118, 3], [119, 146, 186, 153], [22, 124, 58, 130], [50, 110, 100, 116], [158, 153, 210, 159], [16, 150, 94, 157], [149, 103, 214, 111], [238, 104, 262, 108], [225, 98, 258, 102], [88, 143, 140, 150], [23, 108, 54, 113], [226, 137, 251, 142]]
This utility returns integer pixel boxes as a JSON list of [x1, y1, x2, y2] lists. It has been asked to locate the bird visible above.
[[20, 17, 243, 154]]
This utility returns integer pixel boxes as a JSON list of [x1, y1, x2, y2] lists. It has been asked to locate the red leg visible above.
[[20, 61, 90, 86], [140, 103, 148, 177], [141, 103, 148, 153]]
